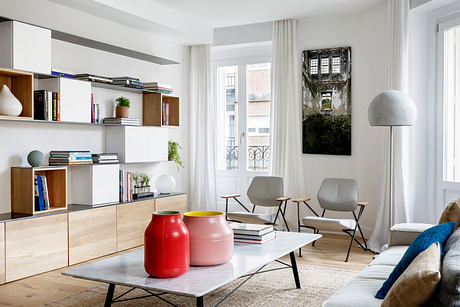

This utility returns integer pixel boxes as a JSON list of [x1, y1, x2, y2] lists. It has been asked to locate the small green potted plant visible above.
[[115, 96, 130, 118], [168, 140, 184, 171]]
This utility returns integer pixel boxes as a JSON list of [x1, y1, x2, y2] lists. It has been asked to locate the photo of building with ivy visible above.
[[302, 47, 352, 155]]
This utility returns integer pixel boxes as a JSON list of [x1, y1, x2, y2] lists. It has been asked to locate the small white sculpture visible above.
[[0, 84, 22, 116]]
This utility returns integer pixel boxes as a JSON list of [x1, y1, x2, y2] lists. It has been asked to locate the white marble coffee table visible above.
[[62, 231, 321, 307]]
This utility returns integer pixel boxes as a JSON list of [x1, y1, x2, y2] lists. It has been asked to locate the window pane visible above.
[[321, 57, 330, 74], [216, 65, 239, 170], [247, 63, 271, 171], [444, 26, 460, 182]]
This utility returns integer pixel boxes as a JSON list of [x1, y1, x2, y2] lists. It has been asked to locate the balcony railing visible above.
[[226, 144, 270, 171]]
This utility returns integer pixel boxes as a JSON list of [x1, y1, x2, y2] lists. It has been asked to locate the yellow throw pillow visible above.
[[382, 243, 441, 307], [439, 201, 460, 230]]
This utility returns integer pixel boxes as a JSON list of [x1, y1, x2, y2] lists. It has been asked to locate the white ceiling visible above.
[[47, 0, 384, 44], [149, 0, 384, 28]]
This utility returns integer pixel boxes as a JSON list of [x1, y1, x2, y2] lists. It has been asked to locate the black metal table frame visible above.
[[103, 251, 300, 307]]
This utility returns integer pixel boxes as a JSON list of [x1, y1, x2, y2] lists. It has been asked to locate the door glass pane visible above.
[[246, 63, 271, 171], [216, 65, 239, 170], [444, 26, 460, 182]]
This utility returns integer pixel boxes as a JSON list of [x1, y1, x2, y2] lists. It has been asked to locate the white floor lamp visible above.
[[368, 90, 417, 231]]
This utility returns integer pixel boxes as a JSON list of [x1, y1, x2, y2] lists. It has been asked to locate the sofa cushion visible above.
[[389, 223, 434, 247], [369, 246, 408, 267], [382, 243, 441, 307], [375, 222, 455, 299], [322, 277, 384, 307], [439, 200, 460, 230], [431, 227, 460, 306]]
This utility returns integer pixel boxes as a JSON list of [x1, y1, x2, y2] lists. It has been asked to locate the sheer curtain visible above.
[[369, 0, 413, 252], [271, 19, 306, 226], [189, 45, 217, 211]]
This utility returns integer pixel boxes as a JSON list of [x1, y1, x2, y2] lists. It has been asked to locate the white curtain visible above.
[[189, 45, 217, 211], [369, 0, 413, 252], [271, 19, 306, 226]]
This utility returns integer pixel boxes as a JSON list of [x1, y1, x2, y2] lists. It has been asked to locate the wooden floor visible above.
[[0, 233, 375, 307]]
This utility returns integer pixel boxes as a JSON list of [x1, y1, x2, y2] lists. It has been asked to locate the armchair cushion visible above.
[[226, 211, 274, 224], [303, 216, 356, 232], [439, 200, 460, 230]]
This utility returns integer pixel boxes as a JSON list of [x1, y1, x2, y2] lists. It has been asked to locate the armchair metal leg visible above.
[[344, 206, 366, 262], [297, 202, 302, 257], [345, 224, 358, 262]]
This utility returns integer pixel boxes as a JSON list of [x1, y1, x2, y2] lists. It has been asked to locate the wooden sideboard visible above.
[[0, 193, 187, 283]]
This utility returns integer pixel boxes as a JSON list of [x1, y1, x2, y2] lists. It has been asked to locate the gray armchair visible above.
[[294, 178, 369, 262], [222, 176, 291, 230]]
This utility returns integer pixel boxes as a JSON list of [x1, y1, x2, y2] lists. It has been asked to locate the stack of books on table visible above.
[[111, 77, 144, 89], [144, 82, 172, 94], [92, 153, 119, 164], [49, 151, 93, 166], [103, 117, 140, 126], [231, 223, 276, 244]]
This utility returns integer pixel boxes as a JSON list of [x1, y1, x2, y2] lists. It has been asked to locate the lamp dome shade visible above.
[[368, 90, 417, 126]]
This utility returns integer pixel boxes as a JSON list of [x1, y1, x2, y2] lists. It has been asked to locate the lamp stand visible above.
[[389, 125, 394, 232]]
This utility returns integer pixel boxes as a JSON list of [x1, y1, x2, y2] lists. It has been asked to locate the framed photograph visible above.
[[302, 47, 352, 155]]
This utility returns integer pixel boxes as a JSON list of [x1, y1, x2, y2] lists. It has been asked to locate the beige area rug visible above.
[[46, 264, 358, 307]]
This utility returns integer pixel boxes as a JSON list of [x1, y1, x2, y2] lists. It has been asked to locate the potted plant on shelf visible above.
[[115, 96, 130, 118], [168, 140, 184, 171]]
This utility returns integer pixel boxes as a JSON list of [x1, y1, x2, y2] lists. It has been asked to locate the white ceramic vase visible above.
[[156, 174, 176, 194], [0, 84, 22, 116]]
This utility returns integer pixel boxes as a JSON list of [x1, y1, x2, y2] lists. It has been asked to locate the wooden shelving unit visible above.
[[143, 92, 180, 127], [0, 68, 33, 119], [10, 166, 67, 215]]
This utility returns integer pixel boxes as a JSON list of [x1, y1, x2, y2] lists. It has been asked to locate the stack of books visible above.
[[74, 73, 113, 84], [34, 174, 50, 211], [120, 169, 134, 202], [92, 153, 119, 164], [49, 151, 93, 165], [111, 77, 144, 89], [162, 103, 171, 126], [103, 117, 140, 126], [231, 223, 276, 244], [34, 90, 60, 121], [144, 82, 172, 94]]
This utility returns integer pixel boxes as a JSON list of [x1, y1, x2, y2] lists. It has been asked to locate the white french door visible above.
[[436, 16, 460, 211], [213, 57, 272, 211]]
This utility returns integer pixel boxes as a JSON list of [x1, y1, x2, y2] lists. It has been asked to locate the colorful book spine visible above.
[[42, 176, 50, 210], [36, 174, 45, 211], [52, 92, 57, 121], [56, 92, 61, 121], [34, 176, 39, 211], [91, 93, 94, 123]]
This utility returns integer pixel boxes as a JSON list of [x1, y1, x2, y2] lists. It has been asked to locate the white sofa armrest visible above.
[[388, 223, 435, 247]]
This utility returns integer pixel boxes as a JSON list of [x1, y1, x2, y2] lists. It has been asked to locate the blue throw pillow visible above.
[[375, 222, 455, 299]]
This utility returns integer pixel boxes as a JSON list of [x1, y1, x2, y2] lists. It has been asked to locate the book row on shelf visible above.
[[34, 174, 50, 211], [91, 93, 101, 124], [34, 90, 60, 121], [49, 151, 119, 166], [162, 103, 171, 126], [120, 169, 134, 202], [230, 223, 276, 244]]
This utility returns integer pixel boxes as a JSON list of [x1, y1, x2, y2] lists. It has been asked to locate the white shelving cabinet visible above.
[[105, 126, 168, 163]]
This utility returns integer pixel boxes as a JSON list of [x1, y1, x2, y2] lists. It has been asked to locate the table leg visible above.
[[104, 283, 115, 307], [289, 251, 301, 289], [197, 296, 204, 307]]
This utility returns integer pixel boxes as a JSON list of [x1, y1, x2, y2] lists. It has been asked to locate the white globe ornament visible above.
[[155, 174, 176, 194]]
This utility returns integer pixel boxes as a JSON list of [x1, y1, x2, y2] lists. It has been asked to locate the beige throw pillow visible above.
[[439, 201, 460, 230], [382, 243, 441, 307]]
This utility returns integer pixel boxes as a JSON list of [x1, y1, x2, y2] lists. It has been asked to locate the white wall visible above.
[[0, 0, 190, 213], [294, 2, 387, 235]]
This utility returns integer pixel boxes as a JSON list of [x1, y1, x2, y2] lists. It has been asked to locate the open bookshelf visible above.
[[142, 92, 179, 127], [10, 166, 67, 215], [0, 68, 33, 119]]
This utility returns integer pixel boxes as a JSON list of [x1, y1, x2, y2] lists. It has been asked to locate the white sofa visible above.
[[323, 223, 434, 307]]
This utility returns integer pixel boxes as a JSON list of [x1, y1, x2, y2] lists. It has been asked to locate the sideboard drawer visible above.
[[68, 206, 117, 265], [117, 200, 154, 251], [5, 214, 68, 282], [155, 194, 187, 213]]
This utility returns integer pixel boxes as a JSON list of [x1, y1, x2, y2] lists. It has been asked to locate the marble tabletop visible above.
[[62, 231, 321, 298]]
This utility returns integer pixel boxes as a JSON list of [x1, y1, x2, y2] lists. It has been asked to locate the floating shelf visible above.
[[143, 92, 180, 127]]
